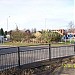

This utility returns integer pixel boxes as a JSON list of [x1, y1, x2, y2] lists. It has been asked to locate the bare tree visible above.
[[68, 21, 74, 33]]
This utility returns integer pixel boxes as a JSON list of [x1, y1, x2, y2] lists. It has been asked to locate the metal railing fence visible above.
[[0, 44, 75, 71]]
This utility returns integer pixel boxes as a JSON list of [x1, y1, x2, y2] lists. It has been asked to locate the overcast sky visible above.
[[0, 0, 74, 31]]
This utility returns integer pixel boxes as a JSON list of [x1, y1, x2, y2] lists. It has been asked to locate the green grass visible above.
[[0, 41, 74, 47], [0, 42, 49, 47]]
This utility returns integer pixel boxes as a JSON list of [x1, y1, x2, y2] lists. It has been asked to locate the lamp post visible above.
[[7, 16, 10, 32], [6, 18, 8, 40], [45, 18, 46, 30]]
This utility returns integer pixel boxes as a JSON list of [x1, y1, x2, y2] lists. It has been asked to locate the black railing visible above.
[[0, 44, 75, 71]]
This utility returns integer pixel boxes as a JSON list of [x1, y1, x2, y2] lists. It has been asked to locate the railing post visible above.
[[18, 47, 20, 68], [74, 42, 75, 54], [49, 44, 51, 61]]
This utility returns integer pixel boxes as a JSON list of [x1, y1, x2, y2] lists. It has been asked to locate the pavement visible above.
[[53, 60, 75, 75], [59, 68, 75, 75]]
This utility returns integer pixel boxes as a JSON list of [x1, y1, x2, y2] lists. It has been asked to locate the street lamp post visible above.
[[45, 18, 46, 30], [7, 16, 10, 32], [7, 18, 8, 32]]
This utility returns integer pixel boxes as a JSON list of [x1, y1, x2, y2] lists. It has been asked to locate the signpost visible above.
[[64, 35, 66, 44], [0, 36, 4, 44], [69, 34, 72, 44]]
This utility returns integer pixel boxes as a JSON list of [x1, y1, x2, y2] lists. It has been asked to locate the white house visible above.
[[0, 36, 4, 43]]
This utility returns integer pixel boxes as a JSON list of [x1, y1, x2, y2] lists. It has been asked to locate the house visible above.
[[61, 29, 75, 42]]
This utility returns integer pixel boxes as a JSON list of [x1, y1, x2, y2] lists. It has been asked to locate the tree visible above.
[[68, 21, 74, 33], [41, 31, 62, 43], [5, 31, 7, 35], [11, 30, 25, 42], [11, 29, 32, 42], [50, 32, 62, 42], [0, 28, 4, 36], [69, 21, 74, 29]]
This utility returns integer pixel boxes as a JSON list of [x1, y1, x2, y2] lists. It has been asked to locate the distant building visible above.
[[51, 29, 66, 35], [62, 30, 75, 41], [66, 33, 75, 39], [0, 36, 4, 43]]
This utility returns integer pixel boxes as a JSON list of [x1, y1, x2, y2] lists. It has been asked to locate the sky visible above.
[[0, 0, 74, 31]]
